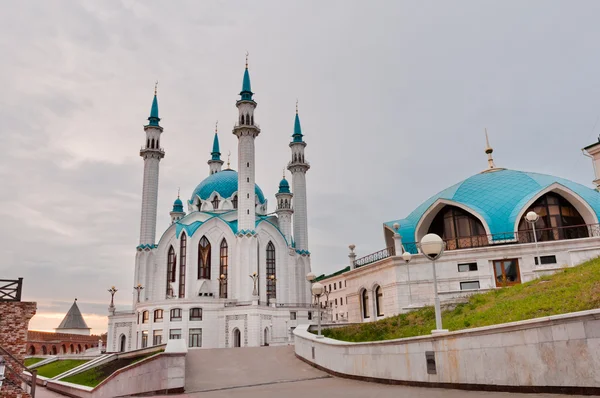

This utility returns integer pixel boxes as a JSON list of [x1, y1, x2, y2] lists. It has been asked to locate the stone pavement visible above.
[[32, 386, 64, 398], [142, 346, 590, 398]]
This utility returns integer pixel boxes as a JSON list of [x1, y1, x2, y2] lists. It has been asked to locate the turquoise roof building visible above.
[[190, 169, 266, 204]]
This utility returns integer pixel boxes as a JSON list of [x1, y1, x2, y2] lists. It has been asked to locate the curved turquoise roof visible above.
[[240, 67, 254, 101], [386, 169, 600, 249], [147, 94, 160, 127], [172, 197, 184, 213], [211, 132, 221, 161], [278, 177, 290, 194], [292, 113, 303, 143], [190, 169, 266, 204]]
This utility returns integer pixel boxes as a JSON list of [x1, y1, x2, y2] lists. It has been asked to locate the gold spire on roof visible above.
[[484, 128, 496, 169], [283, 168, 286, 179], [154, 80, 158, 96], [227, 150, 231, 169], [177, 187, 180, 199]]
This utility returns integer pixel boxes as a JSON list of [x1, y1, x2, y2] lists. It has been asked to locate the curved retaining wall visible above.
[[294, 309, 600, 395]]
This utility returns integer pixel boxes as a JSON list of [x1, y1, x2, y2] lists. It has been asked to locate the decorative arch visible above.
[[219, 239, 228, 298], [426, 204, 488, 250], [415, 199, 492, 245], [51, 346, 57, 355], [266, 241, 276, 300], [211, 195, 220, 210], [28, 345, 35, 355], [61, 344, 66, 354], [77, 344, 82, 353], [360, 288, 370, 320], [232, 328, 241, 348], [374, 285, 383, 317], [41, 346, 47, 355], [264, 327, 269, 346], [84, 344, 88, 350], [119, 334, 127, 352], [69, 344, 74, 354], [179, 233, 187, 298], [167, 245, 176, 297], [513, 183, 598, 234], [198, 236, 211, 279], [232, 195, 238, 209]]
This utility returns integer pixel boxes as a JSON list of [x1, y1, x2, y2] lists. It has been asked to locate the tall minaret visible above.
[[208, 122, 224, 175], [233, 55, 260, 231], [275, 171, 293, 244], [139, 83, 165, 246], [288, 103, 310, 251]]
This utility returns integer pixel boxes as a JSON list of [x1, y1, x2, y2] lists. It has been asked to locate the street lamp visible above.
[[311, 281, 325, 337], [107, 286, 118, 308], [267, 274, 276, 304], [219, 274, 227, 298], [249, 272, 259, 297], [525, 211, 541, 266], [402, 251, 413, 305], [420, 233, 446, 333], [133, 284, 144, 303]]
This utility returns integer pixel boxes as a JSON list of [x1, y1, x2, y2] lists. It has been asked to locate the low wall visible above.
[[46, 352, 185, 397], [294, 309, 600, 395]]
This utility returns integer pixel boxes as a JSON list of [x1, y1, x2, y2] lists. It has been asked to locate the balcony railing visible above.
[[399, 223, 600, 255], [354, 246, 396, 268], [0, 278, 22, 302]]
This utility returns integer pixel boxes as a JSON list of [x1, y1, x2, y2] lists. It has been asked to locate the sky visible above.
[[2, 0, 600, 334]]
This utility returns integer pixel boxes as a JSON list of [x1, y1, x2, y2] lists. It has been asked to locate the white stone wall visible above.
[[294, 309, 600, 392], [236, 134, 257, 231], [139, 156, 160, 245], [291, 169, 308, 250]]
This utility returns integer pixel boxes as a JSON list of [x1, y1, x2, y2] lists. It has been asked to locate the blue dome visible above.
[[172, 197, 184, 213], [278, 178, 290, 194], [386, 169, 600, 245], [190, 169, 266, 205]]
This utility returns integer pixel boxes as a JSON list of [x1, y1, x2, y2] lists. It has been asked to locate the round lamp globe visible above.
[[526, 211, 539, 223], [306, 272, 316, 282], [420, 233, 444, 259], [311, 282, 324, 296], [402, 251, 412, 263]]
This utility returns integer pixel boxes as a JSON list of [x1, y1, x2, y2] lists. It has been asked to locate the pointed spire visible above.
[[484, 128, 496, 169], [211, 121, 221, 161], [240, 52, 254, 101], [56, 299, 90, 331], [292, 100, 304, 143], [147, 81, 161, 127]]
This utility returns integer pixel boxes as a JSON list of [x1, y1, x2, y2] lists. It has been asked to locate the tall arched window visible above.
[[179, 233, 187, 298], [151, 138, 155, 149], [361, 289, 370, 319], [198, 236, 211, 279], [212, 195, 220, 210], [518, 193, 588, 242], [428, 206, 487, 250], [375, 286, 383, 317], [266, 242, 276, 299], [232, 195, 238, 209], [167, 246, 176, 297], [219, 239, 228, 298]]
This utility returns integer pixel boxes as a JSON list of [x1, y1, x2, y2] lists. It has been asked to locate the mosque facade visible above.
[[107, 63, 313, 351], [315, 137, 600, 325]]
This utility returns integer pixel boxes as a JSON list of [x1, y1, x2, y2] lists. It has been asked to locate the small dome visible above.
[[190, 169, 266, 205], [278, 177, 290, 194], [172, 197, 184, 213]]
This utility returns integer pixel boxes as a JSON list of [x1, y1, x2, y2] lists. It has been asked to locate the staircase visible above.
[[0, 345, 37, 398]]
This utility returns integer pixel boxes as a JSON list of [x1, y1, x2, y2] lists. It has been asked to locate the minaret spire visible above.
[[208, 121, 224, 174], [288, 104, 310, 252], [484, 128, 496, 170]]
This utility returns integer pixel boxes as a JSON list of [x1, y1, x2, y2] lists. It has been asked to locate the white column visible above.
[[237, 134, 256, 231]]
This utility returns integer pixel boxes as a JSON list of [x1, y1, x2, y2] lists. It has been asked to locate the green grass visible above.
[[35, 360, 89, 378], [24, 358, 45, 367], [322, 257, 600, 342], [60, 350, 162, 388]]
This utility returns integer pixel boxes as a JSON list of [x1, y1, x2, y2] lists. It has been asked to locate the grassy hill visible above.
[[323, 257, 600, 342]]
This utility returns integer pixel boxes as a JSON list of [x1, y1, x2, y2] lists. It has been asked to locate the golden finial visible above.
[[484, 128, 496, 169], [245, 51, 249, 69], [227, 150, 231, 168], [282, 168, 286, 179], [154, 80, 158, 96], [177, 187, 180, 199], [215, 120, 218, 134], [296, 99, 298, 114]]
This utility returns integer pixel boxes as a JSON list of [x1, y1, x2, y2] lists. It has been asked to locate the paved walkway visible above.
[[33, 386, 64, 398], [153, 346, 589, 398]]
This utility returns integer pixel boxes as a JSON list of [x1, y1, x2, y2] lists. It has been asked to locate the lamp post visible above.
[[526, 211, 541, 267], [420, 233, 446, 333], [311, 282, 324, 337], [219, 274, 227, 298], [402, 251, 413, 305], [267, 274, 276, 304], [108, 286, 118, 308], [133, 284, 144, 303], [249, 272, 259, 297]]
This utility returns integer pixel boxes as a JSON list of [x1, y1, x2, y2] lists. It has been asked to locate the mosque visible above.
[[316, 136, 600, 325], [106, 61, 313, 351]]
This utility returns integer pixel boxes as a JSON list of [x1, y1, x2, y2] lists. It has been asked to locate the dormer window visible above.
[[211, 195, 220, 210]]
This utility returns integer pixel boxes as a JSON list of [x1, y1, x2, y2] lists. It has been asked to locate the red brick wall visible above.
[[26, 331, 102, 355], [0, 301, 36, 398]]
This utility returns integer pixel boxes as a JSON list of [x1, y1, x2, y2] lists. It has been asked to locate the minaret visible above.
[[484, 128, 496, 170], [233, 55, 260, 231], [139, 83, 165, 246], [208, 122, 224, 175], [288, 103, 310, 251], [170, 191, 185, 223], [275, 171, 293, 244]]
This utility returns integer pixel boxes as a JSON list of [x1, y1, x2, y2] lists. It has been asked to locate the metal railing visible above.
[[0, 345, 36, 397], [390, 223, 600, 256], [0, 278, 22, 302], [354, 246, 395, 268]]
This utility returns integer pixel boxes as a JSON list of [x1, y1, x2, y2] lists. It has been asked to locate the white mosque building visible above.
[[107, 62, 313, 351]]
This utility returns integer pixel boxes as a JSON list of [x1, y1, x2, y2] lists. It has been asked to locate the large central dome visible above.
[[190, 169, 266, 204]]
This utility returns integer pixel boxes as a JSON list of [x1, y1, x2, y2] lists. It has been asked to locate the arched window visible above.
[[197, 200, 202, 211], [28, 346, 35, 355], [77, 344, 82, 353], [142, 310, 149, 323], [151, 138, 155, 149], [61, 344, 66, 354], [266, 242, 276, 299], [119, 334, 126, 352], [52, 346, 57, 355], [198, 236, 211, 279], [375, 286, 383, 317], [251, 115, 254, 125], [246, 114, 250, 124], [212, 195, 220, 209], [220, 239, 228, 298], [233, 328, 241, 347], [361, 289, 370, 319], [518, 193, 588, 242], [179, 233, 187, 298], [428, 206, 487, 250], [232, 195, 238, 209], [167, 246, 176, 297], [42, 346, 47, 355], [147, 138, 150, 148], [70, 344, 74, 354], [240, 115, 244, 124]]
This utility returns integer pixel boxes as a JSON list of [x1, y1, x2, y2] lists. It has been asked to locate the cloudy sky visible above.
[[2, 0, 600, 334]]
